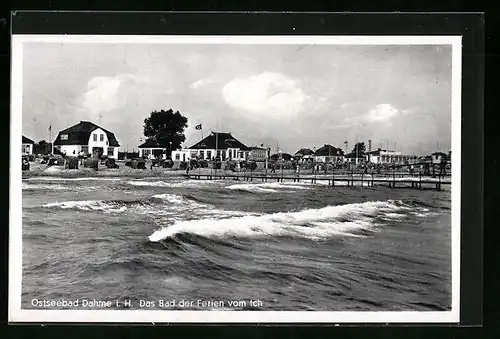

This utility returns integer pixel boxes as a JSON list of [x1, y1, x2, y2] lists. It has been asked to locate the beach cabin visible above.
[[138, 139, 167, 160], [22, 135, 34, 155], [174, 132, 251, 162], [53, 121, 120, 159]]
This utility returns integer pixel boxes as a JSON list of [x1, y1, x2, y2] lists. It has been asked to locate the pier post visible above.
[[332, 169, 335, 187], [371, 173, 374, 187], [361, 173, 364, 188], [393, 170, 396, 188], [419, 172, 422, 190]]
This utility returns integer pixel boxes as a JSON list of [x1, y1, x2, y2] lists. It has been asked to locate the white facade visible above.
[[249, 148, 268, 161], [366, 150, 417, 164], [22, 143, 33, 155], [139, 148, 167, 159], [58, 128, 119, 158], [314, 155, 344, 163]]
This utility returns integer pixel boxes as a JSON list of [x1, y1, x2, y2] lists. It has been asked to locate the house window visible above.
[[239, 152, 243, 158], [61, 134, 68, 140], [93, 134, 97, 142], [100, 134, 104, 142], [216, 150, 221, 157], [108, 147, 114, 157], [175, 154, 180, 160], [206, 151, 212, 159], [200, 150, 205, 159], [233, 150, 237, 158], [82, 146, 89, 154]]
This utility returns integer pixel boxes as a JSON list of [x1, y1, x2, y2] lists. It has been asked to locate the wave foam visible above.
[[226, 182, 313, 193], [148, 200, 408, 242], [27, 177, 121, 182], [42, 200, 127, 213], [126, 179, 217, 188]]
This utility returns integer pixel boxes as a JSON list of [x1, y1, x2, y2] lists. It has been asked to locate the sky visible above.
[[21, 42, 453, 155]]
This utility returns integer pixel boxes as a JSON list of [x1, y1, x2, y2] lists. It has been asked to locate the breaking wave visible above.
[[41, 193, 251, 219], [125, 180, 218, 188], [148, 200, 415, 242], [26, 177, 121, 182], [226, 182, 311, 193]]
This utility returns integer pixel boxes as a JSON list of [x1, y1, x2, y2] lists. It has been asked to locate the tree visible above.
[[33, 140, 52, 154], [348, 142, 366, 157], [143, 109, 188, 155]]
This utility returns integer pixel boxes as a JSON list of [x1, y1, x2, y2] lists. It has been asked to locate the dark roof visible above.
[[314, 144, 344, 156], [138, 139, 166, 149], [22, 135, 34, 144], [270, 153, 293, 161], [189, 132, 250, 150], [294, 148, 314, 156], [432, 152, 447, 156], [53, 121, 120, 147], [250, 146, 266, 150]]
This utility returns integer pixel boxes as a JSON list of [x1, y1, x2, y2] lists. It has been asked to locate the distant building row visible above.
[[22, 121, 448, 165]]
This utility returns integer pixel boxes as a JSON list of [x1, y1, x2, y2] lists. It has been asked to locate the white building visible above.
[[365, 149, 417, 164], [22, 135, 34, 155], [313, 144, 345, 163], [138, 139, 167, 159], [53, 121, 120, 158], [172, 132, 251, 162], [249, 146, 268, 162]]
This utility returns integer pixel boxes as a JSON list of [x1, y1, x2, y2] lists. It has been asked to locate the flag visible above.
[[344, 141, 347, 144], [48, 125, 52, 132], [195, 124, 202, 130], [260, 143, 264, 147]]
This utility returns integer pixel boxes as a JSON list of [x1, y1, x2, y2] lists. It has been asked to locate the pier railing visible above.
[[186, 167, 451, 191]]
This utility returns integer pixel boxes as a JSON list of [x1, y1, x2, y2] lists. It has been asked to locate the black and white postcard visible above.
[[10, 33, 462, 323]]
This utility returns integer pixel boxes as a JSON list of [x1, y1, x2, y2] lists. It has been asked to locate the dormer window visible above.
[[93, 134, 97, 142], [60, 134, 68, 140], [100, 134, 104, 142]]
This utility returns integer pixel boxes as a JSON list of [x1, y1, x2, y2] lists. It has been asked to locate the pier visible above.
[[185, 170, 450, 191]]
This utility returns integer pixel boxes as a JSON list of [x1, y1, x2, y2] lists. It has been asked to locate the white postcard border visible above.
[[10, 34, 462, 323]]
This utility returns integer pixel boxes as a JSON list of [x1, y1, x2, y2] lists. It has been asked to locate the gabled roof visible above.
[[189, 132, 251, 150], [294, 148, 314, 156], [22, 135, 34, 144], [138, 139, 167, 149], [53, 121, 120, 147], [314, 144, 344, 157]]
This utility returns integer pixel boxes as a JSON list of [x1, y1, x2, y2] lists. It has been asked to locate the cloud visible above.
[[190, 78, 215, 90], [81, 74, 150, 115], [365, 104, 400, 123], [221, 72, 309, 118]]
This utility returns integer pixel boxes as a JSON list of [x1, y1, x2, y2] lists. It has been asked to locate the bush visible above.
[[198, 159, 208, 168], [249, 161, 257, 171], [213, 161, 221, 169], [179, 161, 188, 170]]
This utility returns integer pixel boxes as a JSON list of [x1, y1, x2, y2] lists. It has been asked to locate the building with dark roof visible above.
[[138, 138, 168, 159], [53, 121, 120, 158], [22, 135, 34, 155], [313, 144, 345, 163], [172, 131, 252, 162]]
